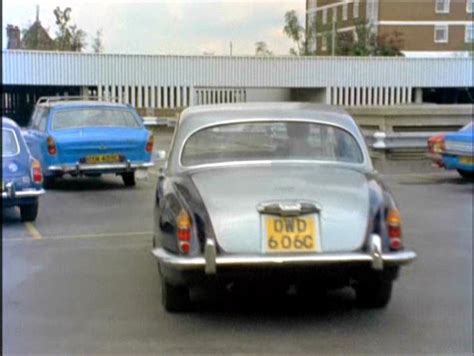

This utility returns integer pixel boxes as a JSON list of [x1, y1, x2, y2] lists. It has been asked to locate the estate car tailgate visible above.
[[53, 128, 148, 163]]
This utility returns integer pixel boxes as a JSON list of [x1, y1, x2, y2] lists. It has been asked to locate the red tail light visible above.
[[47, 136, 57, 155], [428, 134, 445, 154], [176, 209, 192, 254], [31, 160, 43, 184], [387, 209, 402, 250], [145, 134, 154, 153]]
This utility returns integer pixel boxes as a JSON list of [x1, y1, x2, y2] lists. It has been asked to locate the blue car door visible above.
[[23, 107, 50, 169]]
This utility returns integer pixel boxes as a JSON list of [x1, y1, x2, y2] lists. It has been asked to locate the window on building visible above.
[[466, 25, 474, 42], [354, 0, 360, 18], [434, 25, 449, 43], [322, 35, 328, 51], [435, 0, 450, 13], [342, 3, 348, 20], [322, 8, 327, 24], [467, 0, 474, 13]]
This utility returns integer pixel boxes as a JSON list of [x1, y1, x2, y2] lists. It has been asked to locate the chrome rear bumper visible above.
[[48, 161, 154, 173], [152, 235, 417, 275], [2, 188, 45, 199]]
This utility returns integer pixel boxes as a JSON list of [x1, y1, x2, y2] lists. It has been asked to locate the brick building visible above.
[[306, 0, 474, 56]]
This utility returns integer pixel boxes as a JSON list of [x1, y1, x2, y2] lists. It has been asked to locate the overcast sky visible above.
[[3, 0, 306, 55]]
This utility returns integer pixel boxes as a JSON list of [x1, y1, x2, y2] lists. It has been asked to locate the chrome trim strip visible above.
[[257, 200, 321, 216], [48, 161, 154, 172], [152, 247, 417, 271], [443, 149, 474, 157], [2, 188, 45, 199]]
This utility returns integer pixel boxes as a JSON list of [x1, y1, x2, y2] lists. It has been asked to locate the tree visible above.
[[92, 29, 104, 53], [283, 10, 404, 57], [255, 41, 272, 56], [336, 20, 404, 56], [283, 10, 308, 56], [53, 7, 87, 52]]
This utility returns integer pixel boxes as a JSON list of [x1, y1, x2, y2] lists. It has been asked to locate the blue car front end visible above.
[[2, 118, 45, 221]]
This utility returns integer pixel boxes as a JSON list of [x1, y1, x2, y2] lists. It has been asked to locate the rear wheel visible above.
[[457, 169, 474, 180], [355, 278, 393, 309], [20, 202, 39, 222], [122, 172, 136, 187], [161, 278, 190, 312]]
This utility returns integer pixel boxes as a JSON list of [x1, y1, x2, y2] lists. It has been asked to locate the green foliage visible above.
[[92, 30, 104, 53], [53, 7, 87, 52], [255, 41, 273, 56], [283, 10, 308, 56], [283, 11, 403, 57]]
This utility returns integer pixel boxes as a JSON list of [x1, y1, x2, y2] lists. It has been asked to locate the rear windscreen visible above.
[[2, 129, 20, 156], [52, 109, 140, 130], [182, 121, 364, 166]]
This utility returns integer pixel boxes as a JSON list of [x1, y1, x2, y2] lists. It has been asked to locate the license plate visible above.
[[85, 154, 121, 164], [459, 156, 474, 165], [263, 215, 318, 253]]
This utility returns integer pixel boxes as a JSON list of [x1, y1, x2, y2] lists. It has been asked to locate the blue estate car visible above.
[[2, 117, 45, 221], [428, 122, 474, 180], [23, 97, 154, 187]]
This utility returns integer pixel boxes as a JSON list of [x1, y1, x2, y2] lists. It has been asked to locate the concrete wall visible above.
[[245, 88, 291, 102], [347, 104, 473, 134]]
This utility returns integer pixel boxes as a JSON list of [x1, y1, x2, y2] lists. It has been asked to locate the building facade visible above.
[[307, 0, 474, 56]]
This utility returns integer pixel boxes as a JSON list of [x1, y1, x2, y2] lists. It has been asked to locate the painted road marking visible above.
[[24, 222, 42, 240], [3, 231, 153, 243]]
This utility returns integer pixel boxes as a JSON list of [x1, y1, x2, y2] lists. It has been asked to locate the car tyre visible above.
[[355, 278, 392, 309], [161, 278, 190, 312], [456, 169, 474, 180], [20, 202, 39, 222], [122, 172, 136, 187]]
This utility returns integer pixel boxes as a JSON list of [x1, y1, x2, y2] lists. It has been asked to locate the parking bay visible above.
[[2, 170, 472, 354]]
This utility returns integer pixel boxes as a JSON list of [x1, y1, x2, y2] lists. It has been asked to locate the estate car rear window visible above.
[[181, 121, 364, 166], [2, 129, 20, 156], [52, 108, 140, 130]]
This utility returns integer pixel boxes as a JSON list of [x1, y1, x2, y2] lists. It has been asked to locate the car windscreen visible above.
[[2, 128, 20, 156], [181, 121, 364, 166], [52, 108, 140, 130]]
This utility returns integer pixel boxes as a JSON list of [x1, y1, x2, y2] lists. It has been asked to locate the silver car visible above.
[[152, 103, 416, 312]]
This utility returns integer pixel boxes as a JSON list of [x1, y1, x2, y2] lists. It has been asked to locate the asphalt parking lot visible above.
[[2, 163, 473, 354]]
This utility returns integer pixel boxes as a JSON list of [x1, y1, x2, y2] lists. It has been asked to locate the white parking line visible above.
[[3, 231, 154, 243]]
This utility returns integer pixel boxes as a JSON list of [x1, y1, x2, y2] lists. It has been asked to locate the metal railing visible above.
[[143, 116, 436, 150], [367, 132, 437, 150]]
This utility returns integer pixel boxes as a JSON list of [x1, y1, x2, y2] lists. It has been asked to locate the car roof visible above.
[[179, 102, 357, 133], [169, 102, 372, 173], [2, 117, 21, 129], [36, 100, 131, 109]]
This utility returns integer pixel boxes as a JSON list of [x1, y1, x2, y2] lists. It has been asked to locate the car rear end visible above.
[[2, 121, 45, 219], [45, 105, 154, 178], [153, 111, 417, 310], [428, 123, 473, 178]]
